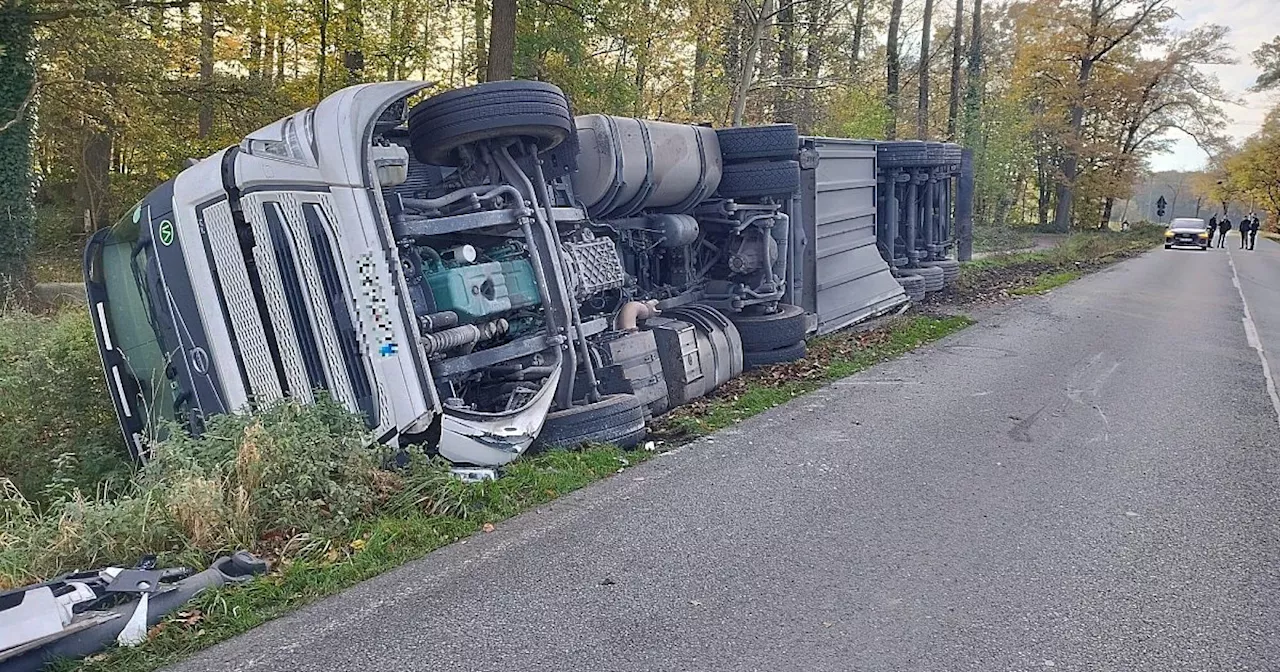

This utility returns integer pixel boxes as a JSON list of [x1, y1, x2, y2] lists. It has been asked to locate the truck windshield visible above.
[[97, 205, 175, 424]]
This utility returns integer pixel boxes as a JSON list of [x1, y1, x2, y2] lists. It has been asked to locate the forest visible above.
[[1, 0, 1279, 290]]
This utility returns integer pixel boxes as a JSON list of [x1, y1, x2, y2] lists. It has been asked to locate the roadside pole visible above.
[[956, 147, 975, 261]]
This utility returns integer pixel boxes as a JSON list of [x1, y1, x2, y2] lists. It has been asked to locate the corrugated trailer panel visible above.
[[791, 137, 907, 335]]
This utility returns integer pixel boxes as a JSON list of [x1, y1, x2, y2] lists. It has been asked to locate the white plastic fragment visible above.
[[116, 592, 150, 647]]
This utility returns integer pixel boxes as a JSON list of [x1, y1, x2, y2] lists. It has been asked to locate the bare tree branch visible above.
[[0, 80, 38, 135]]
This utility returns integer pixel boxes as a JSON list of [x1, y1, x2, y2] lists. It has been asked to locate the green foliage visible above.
[[972, 225, 1034, 253], [0, 398, 386, 588], [0, 11, 37, 285], [971, 92, 1034, 228], [1223, 106, 1280, 222], [816, 87, 890, 140], [0, 308, 130, 506], [1251, 35, 1280, 92]]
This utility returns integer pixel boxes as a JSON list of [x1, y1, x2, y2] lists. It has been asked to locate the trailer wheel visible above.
[[716, 160, 801, 200], [920, 259, 960, 286], [715, 124, 800, 163], [911, 265, 945, 292], [730, 303, 807, 353], [533, 394, 647, 451], [897, 272, 927, 301], [876, 141, 930, 168], [408, 80, 574, 166], [743, 340, 806, 370]]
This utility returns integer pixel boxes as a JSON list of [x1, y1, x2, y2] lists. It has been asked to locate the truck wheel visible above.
[[897, 272, 926, 301], [408, 80, 574, 166], [715, 124, 799, 163], [730, 303, 807, 352], [744, 340, 806, 370], [716, 160, 801, 200], [533, 393, 647, 451]]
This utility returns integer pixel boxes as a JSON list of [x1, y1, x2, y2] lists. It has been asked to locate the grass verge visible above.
[[3, 311, 970, 672], [950, 227, 1164, 303], [972, 225, 1035, 253], [1009, 270, 1081, 296]]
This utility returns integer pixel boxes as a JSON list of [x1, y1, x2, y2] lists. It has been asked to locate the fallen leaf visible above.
[[482, 523, 495, 533], [350, 538, 366, 551]]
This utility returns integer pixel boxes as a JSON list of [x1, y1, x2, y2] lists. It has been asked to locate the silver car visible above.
[[1164, 218, 1209, 250]]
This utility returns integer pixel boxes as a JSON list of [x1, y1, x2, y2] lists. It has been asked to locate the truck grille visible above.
[[202, 201, 284, 404], [215, 192, 378, 428]]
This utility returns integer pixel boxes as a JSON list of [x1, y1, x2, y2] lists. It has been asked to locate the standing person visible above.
[[1218, 216, 1231, 248], [1208, 215, 1218, 247], [1241, 213, 1251, 249], [1249, 215, 1261, 250]]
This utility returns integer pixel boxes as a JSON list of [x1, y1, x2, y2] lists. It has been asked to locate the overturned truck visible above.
[[84, 80, 966, 468]]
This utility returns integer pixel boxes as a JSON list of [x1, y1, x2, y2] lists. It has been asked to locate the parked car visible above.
[[1164, 218, 1209, 250], [84, 80, 946, 469]]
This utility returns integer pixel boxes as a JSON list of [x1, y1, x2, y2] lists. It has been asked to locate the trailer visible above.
[[83, 80, 968, 468]]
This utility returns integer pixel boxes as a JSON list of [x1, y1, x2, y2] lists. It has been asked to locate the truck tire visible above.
[[897, 272, 926, 301], [716, 160, 801, 200], [921, 259, 960, 286], [744, 339, 806, 370], [534, 394, 647, 451], [715, 124, 799, 163], [912, 265, 945, 292], [730, 303, 807, 352], [408, 80, 574, 166], [876, 141, 930, 168]]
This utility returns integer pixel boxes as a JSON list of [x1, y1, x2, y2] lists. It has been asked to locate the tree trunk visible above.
[[1101, 197, 1115, 228], [278, 34, 287, 81], [343, 0, 364, 85], [249, 0, 263, 79], [1036, 153, 1052, 227], [387, 0, 401, 80], [917, 0, 934, 139], [1051, 57, 1092, 233], [318, 0, 329, 98], [77, 66, 114, 232], [486, 0, 517, 80], [0, 10, 36, 289], [961, 0, 982, 147], [885, 0, 904, 139], [634, 0, 655, 114], [774, 0, 795, 122], [264, 25, 277, 83], [199, 2, 215, 138], [732, 0, 775, 126], [800, 0, 822, 133], [946, 0, 963, 140], [472, 0, 487, 82], [691, 0, 710, 117], [850, 0, 868, 76]]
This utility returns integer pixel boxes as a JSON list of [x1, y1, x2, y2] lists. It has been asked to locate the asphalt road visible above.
[[169, 232, 1280, 672]]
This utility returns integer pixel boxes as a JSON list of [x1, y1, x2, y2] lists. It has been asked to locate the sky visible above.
[[1148, 0, 1278, 172]]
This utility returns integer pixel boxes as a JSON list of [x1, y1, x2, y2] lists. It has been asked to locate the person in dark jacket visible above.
[[1208, 215, 1218, 246], [1249, 215, 1261, 250], [1241, 214, 1251, 249], [1218, 217, 1231, 248]]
